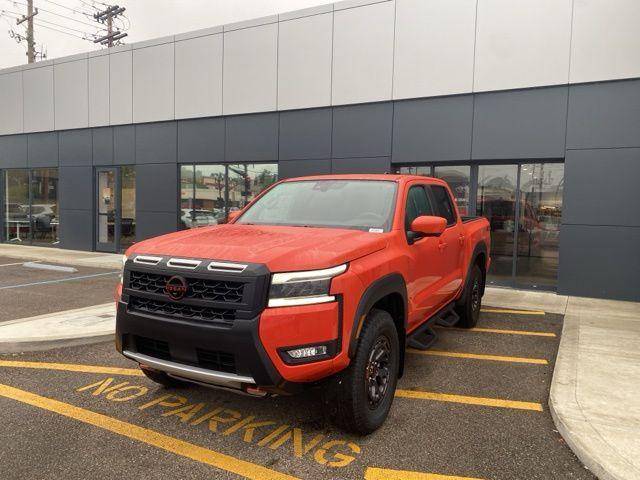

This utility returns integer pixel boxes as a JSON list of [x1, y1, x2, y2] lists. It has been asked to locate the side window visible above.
[[405, 185, 435, 231], [430, 185, 457, 226]]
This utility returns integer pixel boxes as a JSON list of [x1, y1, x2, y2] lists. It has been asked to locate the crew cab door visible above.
[[404, 184, 444, 328], [427, 184, 465, 302]]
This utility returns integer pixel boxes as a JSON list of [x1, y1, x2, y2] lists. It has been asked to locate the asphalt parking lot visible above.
[[0, 256, 118, 322], [0, 308, 594, 480]]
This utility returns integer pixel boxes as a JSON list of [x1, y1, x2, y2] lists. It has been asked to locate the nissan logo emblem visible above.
[[165, 275, 188, 301]]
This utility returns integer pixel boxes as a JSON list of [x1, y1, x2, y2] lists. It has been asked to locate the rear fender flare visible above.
[[457, 241, 488, 303]]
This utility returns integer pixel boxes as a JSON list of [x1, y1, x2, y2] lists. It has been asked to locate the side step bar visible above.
[[407, 304, 460, 351]]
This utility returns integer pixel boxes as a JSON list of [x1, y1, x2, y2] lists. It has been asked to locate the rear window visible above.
[[430, 185, 457, 226]]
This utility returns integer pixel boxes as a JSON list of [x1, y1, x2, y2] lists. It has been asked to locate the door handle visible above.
[[438, 241, 448, 251], [459, 235, 465, 245]]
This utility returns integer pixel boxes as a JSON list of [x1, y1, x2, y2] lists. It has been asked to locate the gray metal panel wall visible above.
[[135, 163, 177, 214], [278, 158, 331, 178], [0, 135, 27, 168], [177, 117, 225, 164], [392, 95, 473, 163], [136, 212, 178, 242], [225, 113, 279, 162], [331, 156, 391, 174], [135, 121, 177, 164], [59, 209, 94, 251], [27, 132, 59, 167], [332, 103, 392, 159], [58, 129, 92, 166], [279, 108, 332, 161], [92, 127, 113, 165], [58, 166, 93, 210], [113, 125, 135, 164]]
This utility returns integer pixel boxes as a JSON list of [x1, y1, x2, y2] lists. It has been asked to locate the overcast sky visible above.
[[0, 0, 333, 69]]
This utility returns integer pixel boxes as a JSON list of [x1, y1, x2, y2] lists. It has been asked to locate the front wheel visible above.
[[322, 309, 399, 435], [456, 264, 483, 328]]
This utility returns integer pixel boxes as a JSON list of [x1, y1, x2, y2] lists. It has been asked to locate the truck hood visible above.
[[128, 224, 388, 272]]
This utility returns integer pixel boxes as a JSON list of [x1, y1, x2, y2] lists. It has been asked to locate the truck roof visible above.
[[281, 173, 448, 185]]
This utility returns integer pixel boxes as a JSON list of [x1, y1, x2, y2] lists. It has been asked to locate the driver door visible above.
[[404, 184, 444, 330]]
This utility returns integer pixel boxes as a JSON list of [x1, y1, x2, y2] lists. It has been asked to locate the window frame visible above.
[[427, 184, 458, 227]]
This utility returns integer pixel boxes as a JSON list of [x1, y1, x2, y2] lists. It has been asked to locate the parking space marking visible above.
[[395, 389, 543, 411], [365, 467, 483, 480], [0, 271, 119, 290], [481, 308, 545, 316], [447, 327, 556, 337], [406, 348, 548, 365], [0, 360, 143, 376], [0, 382, 299, 480]]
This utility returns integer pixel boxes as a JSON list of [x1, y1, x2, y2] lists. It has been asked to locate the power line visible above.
[[34, 20, 89, 39], [40, 0, 93, 16], [36, 15, 101, 35], [2, 0, 100, 28]]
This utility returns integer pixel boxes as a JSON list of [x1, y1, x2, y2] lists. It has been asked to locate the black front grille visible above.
[[135, 336, 170, 360], [129, 296, 235, 325], [197, 348, 236, 373], [129, 271, 245, 303]]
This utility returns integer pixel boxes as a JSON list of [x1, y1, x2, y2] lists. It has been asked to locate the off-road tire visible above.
[[456, 264, 483, 328], [322, 308, 399, 435]]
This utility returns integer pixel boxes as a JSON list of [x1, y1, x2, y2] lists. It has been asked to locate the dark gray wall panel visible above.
[[58, 166, 92, 211], [27, 132, 59, 167], [558, 224, 640, 301], [564, 148, 640, 227], [177, 118, 225, 164], [472, 86, 568, 159], [92, 127, 113, 165], [392, 95, 473, 163], [226, 113, 278, 162], [135, 121, 177, 164], [279, 108, 332, 160], [113, 125, 135, 165], [331, 156, 391, 174], [136, 211, 178, 242], [58, 129, 92, 167], [0, 135, 27, 168], [136, 163, 177, 213], [278, 159, 331, 178], [332, 103, 392, 159], [567, 79, 640, 149], [59, 209, 93, 250]]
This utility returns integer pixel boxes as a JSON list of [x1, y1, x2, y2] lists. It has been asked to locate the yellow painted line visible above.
[[448, 327, 556, 337], [406, 348, 548, 365], [481, 308, 545, 316], [395, 389, 543, 411], [365, 467, 484, 480], [0, 383, 299, 480], [0, 360, 144, 376]]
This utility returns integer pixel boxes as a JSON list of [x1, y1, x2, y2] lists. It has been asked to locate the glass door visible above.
[[95, 167, 119, 252]]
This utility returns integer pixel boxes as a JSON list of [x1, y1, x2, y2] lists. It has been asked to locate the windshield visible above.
[[237, 180, 397, 231]]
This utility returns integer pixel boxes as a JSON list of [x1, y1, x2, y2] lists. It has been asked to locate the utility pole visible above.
[[93, 4, 127, 47], [16, 0, 39, 63]]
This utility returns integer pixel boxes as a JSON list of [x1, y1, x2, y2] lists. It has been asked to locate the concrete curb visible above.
[[0, 334, 114, 354]]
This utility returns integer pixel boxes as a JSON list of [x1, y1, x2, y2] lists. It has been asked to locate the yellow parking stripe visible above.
[[406, 348, 548, 365], [395, 389, 543, 411], [0, 383, 298, 480], [0, 360, 144, 376], [481, 308, 545, 316], [449, 327, 556, 337], [365, 467, 483, 480]]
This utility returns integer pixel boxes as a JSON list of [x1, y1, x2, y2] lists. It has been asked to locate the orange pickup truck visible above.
[[115, 174, 490, 434]]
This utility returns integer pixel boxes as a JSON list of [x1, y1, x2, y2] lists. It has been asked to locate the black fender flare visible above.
[[348, 273, 408, 359], [456, 241, 489, 304]]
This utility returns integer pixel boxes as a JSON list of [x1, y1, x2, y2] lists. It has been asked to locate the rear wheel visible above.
[[456, 264, 483, 328], [322, 309, 399, 435], [140, 367, 187, 388]]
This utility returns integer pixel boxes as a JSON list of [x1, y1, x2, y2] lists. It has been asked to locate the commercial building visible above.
[[0, 0, 639, 301]]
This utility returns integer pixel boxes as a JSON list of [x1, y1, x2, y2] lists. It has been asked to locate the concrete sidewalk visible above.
[[485, 287, 640, 480], [0, 244, 122, 270]]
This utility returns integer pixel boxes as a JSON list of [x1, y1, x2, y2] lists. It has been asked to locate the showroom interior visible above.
[[0, 0, 638, 301]]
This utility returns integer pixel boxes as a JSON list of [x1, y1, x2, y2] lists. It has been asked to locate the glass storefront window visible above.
[[434, 166, 471, 216], [180, 163, 278, 229], [398, 166, 432, 176], [120, 166, 136, 251], [515, 163, 564, 288], [4, 170, 31, 243], [477, 165, 519, 286]]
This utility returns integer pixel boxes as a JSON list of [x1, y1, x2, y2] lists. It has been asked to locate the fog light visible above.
[[287, 345, 327, 359]]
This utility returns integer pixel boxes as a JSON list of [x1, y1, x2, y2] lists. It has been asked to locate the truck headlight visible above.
[[268, 264, 347, 307], [119, 255, 128, 283]]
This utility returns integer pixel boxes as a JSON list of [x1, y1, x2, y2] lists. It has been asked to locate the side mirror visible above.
[[227, 211, 241, 223], [410, 215, 447, 237]]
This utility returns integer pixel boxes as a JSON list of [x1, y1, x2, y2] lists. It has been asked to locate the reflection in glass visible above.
[[30, 168, 59, 246], [97, 170, 115, 244], [228, 164, 278, 214], [120, 166, 136, 251], [180, 165, 195, 230], [434, 166, 471, 216], [477, 165, 518, 286], [194, 165, 226, 228], [515, 163, 563, 289], [397, 166, 432, 176], [4, 170, 31, 243]]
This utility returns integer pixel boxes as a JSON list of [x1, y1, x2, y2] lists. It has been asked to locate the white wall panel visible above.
[[133, 43, 175, 123], [88, 55, 109, 127], [23, 65, 54, 133], [223, 23, 278, 115], [175, 34, 223, 119], [109, 50, 133, 125], [54, 59, 89, 130], [278, 12, 333, 110], [0, 72, 23, 134], [332, 1, 395, 105], [474, 0, 572, 91], [394, 0, 476, 99], [570, 0, 640, 83]]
